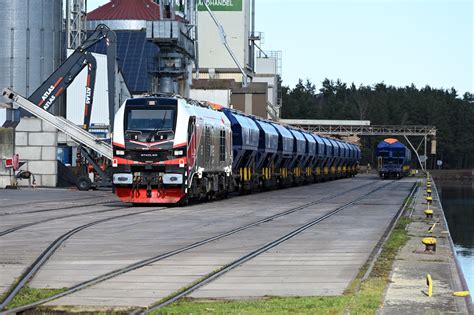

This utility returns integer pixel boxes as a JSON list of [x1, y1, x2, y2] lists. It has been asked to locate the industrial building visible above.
[[82, 0, 282, 120], [191, 0, 282, 119]]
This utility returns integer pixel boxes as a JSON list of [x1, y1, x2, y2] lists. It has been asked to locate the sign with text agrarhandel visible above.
[[197, 0, 243, 11]]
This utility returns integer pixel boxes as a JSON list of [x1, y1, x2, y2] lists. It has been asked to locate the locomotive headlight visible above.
[[174, 150, 184, 156], [116, 150, 125, 156]]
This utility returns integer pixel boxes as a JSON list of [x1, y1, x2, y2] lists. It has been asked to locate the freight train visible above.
[[111, 96, 361, 204], [376, 138, 411, 179]]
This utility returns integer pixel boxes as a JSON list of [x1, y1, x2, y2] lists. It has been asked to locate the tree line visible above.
[[281, 79, 474, 169]]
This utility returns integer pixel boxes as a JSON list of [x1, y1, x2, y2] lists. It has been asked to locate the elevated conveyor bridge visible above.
[[280, 119, 437, 173]]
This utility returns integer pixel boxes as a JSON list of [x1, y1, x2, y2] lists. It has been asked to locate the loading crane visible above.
[[25, 24, 117, 130], [1, 24, 118, 190]]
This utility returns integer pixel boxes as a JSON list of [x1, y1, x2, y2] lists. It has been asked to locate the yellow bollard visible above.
[[426, 196, 433, 203], [422, 237, 437, 252], [424, 209, 434, 219], [426, 274, 433, 297]]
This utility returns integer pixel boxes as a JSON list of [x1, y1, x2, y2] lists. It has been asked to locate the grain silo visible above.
[[0, 0, 63, 188], [0, 0, 62, 100]]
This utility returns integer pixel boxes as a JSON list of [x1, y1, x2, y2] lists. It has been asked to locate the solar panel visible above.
[[87, 30, 159, 94]]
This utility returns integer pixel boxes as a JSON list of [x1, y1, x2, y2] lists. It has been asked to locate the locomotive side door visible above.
[[187, 116, 197, 173]]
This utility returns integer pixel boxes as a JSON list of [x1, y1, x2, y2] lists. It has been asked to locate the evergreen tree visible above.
[[281, 79, 474, 169]]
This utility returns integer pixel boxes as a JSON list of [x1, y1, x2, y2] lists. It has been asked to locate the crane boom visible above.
[[2, 88, 113, 160], [11, 24, 117, 131]]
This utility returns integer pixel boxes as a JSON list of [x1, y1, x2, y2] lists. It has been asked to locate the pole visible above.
[[424, 135, 427, 172], [250, 0, 255, 71], [66, 0, 71, 48]]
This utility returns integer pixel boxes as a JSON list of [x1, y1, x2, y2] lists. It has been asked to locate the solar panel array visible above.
[[87, 30, 159, 94]]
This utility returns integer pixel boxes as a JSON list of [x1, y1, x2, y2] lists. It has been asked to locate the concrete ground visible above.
[[190, 183, 413, 299], [381, 179, 472, 314], [0, 188, 117, 215], [0, 175, 415, 310]]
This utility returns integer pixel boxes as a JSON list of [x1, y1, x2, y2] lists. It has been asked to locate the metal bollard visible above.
[[424, 209, 434, 219], [426, 196, 433, 204], [422, 237, 437, 252]]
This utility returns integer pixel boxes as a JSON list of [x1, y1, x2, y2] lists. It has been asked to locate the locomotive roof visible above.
[[125, 96, 177, 105], [377, 138, 407, 149], [126, 96, 224, 113]]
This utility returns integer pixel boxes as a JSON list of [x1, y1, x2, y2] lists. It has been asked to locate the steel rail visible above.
[[4, 179, 386, 314], [0, 199, 117, 216], [142, 180, 396, 314], [0, 206, 167, 311], [0, 204, 132, 237]]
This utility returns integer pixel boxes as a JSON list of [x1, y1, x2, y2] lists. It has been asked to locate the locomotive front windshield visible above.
[[126, 108, 176, 132]]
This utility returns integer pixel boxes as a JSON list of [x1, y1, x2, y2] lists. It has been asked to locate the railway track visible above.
[[0, 206, 168, 311], [0, 198, 118, 216], [0, 204, 132, 237], [140, 180, 397, 314], [2, 180, 391, 314]]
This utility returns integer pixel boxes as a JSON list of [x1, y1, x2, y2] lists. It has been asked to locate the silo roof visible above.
[[88, 0, 161, 21]]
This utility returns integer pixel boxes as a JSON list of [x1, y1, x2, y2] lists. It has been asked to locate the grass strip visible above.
[[6, 286, 67, 310]]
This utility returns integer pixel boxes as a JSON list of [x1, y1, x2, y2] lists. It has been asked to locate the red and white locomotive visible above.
[[112, 96, 233, 204]]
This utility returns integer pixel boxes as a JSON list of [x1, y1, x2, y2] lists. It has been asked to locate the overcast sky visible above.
[[87, 0, 473, 94]]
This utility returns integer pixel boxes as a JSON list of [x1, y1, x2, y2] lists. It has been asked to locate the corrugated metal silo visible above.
[[0, 0, 62, 97]]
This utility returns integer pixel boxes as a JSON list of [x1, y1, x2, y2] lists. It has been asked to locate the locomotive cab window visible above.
[[124, 100, 177, 141], [126, 108, 175, 131]]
